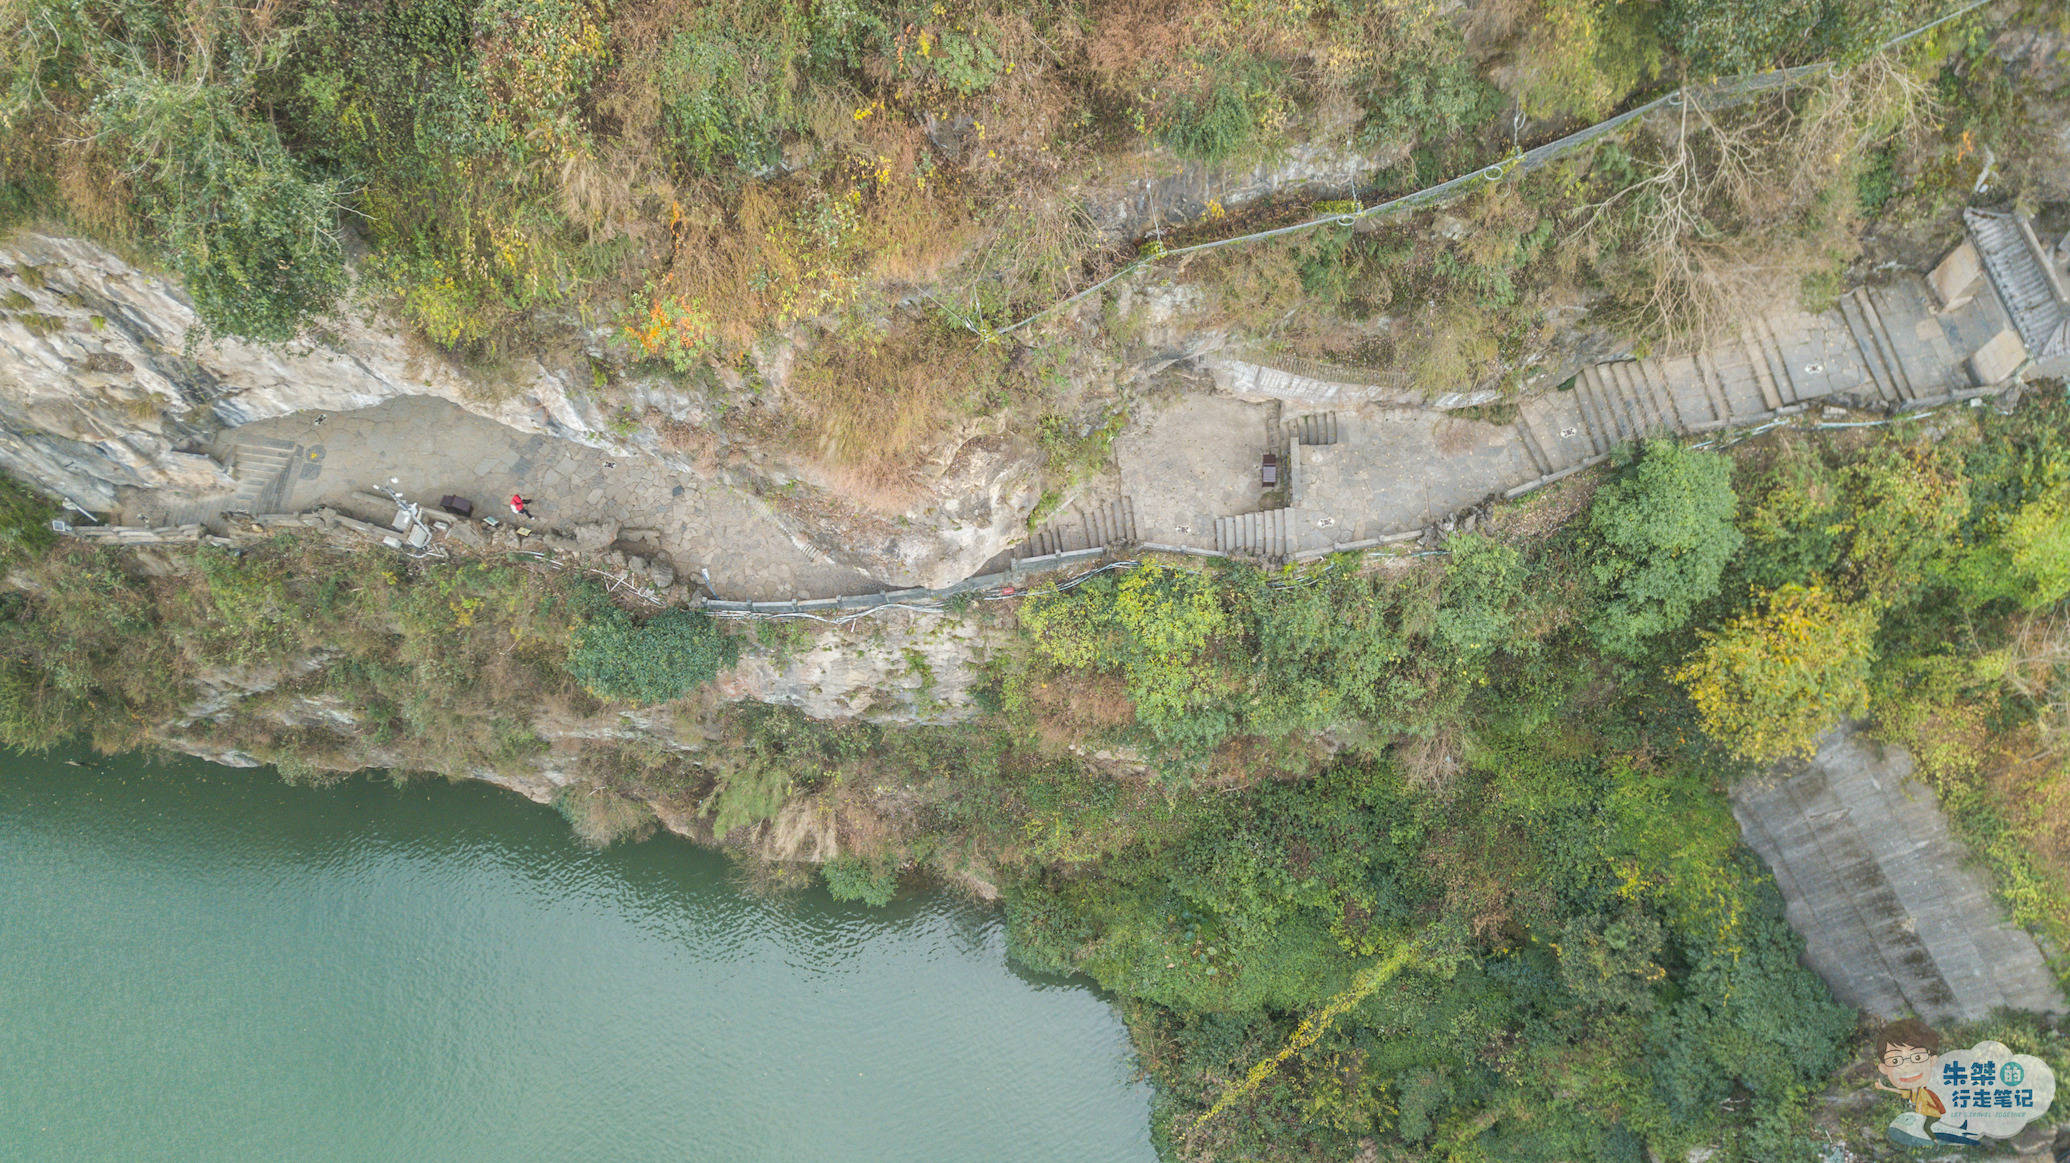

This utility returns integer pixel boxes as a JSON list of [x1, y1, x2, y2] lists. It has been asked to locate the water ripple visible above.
[[0, 751, 1154, 1161]]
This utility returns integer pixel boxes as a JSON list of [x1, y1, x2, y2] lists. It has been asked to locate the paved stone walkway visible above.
[[1095, 268, 2027, 561], [121, 397, 879, 601], [114, 223, 2054, 597]]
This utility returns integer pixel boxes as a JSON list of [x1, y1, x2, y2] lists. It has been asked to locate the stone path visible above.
[[114, 218, 2066, 599], [121, 397, 879, 601], [1732, 726, 2064, 1023], [1101, 263, 2033, 562]]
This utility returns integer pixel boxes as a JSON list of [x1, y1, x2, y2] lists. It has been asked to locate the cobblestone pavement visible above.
[[124, 397, 879, 602]]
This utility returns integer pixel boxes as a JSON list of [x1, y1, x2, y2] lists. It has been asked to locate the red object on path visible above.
[[509, 494, 531, 517]]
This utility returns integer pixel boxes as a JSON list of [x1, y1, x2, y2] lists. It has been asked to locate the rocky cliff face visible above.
[[0, 232, 612, 508], [151, 609, 992, 862], [0, 231, 1041, 587]]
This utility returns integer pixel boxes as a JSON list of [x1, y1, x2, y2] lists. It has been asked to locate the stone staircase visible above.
[[1506, 288, 1979, 479], [1265, 408, 1342, 473], [1276, 410, 1341, 449], [1213, 508, 1304, 558], [1967, 207, 2070, 359], [1016, 497, 1138, 559], [228, 437, 299, 514]]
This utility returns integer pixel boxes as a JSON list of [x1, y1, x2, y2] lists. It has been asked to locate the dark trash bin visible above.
[[439, 495, 474, 518], [1261, 454, 1279, 488]]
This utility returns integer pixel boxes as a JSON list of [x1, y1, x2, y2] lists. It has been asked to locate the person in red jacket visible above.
[[509, 493, 532, 517]]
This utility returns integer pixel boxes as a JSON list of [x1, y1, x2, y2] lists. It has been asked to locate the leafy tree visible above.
[[1587, 441, 1742, 659], [1953, 479, 2070, 611], [1674, 582, 1876, 762], [1435, 533, 1529, 660], [1556, 909, 1665, 1014], [1242, 570, 1413, 733], [1837, 440, 1969, 608], [1735, 437, 1845, 592], [568, 598, 739, 704]]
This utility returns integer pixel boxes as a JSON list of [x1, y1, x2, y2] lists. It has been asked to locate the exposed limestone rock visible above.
[[0, 232, 623, 510], [1080, 140, 1382, 241], [570, 521, 619, 552], [717, 613, 998, 725]]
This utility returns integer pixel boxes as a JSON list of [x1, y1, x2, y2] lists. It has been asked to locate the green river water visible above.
[[0, 750, 1154, 1161]]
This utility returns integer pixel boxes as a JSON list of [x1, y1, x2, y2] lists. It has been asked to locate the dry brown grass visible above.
[[828, 790, 900, 861], [1019, 669, 1137, 752], [53, 143, 135, 239], [556, 143, 666, 245], [778, 319, 1013, 503], [1582, 54, 1934, 349], [562, 783, 660, 847], [651, 407, 722, 471], [1403, 302, 1503, 391], [1397, 724, 1465, 793]]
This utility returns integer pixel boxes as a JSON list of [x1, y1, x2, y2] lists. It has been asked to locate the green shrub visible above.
[[1660, 0, 1900, 76], [1953, 480, 2070, 611], [1506, 0, 1665, 120], [97, 64, 345, 340], [1587, 441, 1742, 659], [658, 23, 809, 177], [1018, 564, 1239, 754], [1160, 80, 1256, 164], [707, 753, 791, 839], [0, 661, 79, 751], [0, 477, 57, 565], [1435, 533, 1528, 660], [567, 599, 739, 704], [822, 856, 900, 906], [470, 0, 608, 161]]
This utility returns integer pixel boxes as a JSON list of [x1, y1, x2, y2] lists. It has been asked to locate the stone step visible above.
[[1276, 411, 1341, 450], [1561, 379, 1609, 457], [1596, 363, 1644, 442], [1626, 360, 1673, 433], [1212, 507, 1294, 558], [1592, 364, 1636, 446], [1676, 352, 1730, 426], [1745, 319, 1794, 409], [228, 440, 300, 511], [1635, 357, 1692, 431], [1522, 393, 1596, 468], [1861, 285, 1922, 400], [1838, 290, 1906, 403], [1575, 366, 1624, 448], [1967, 208, 2066, 355], [1613, 360, 1668, 435], [1732, 331, 1784, 415], [1613, 361, 1657, 438], [1513, 410, 1555, 476], [1700, 347, 1748, 421], [1019, 496, 1137, 560]]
